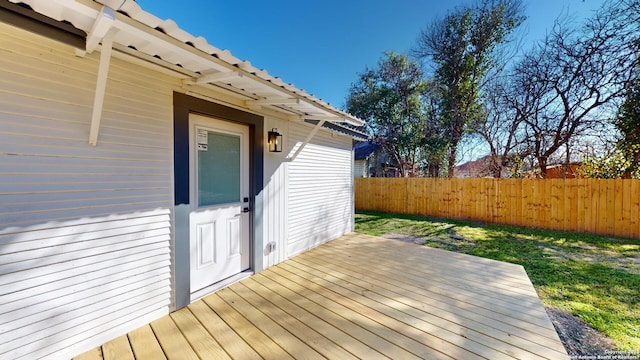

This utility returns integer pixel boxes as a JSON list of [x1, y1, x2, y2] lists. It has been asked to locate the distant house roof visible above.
[[455, 155, 511, 178], [354, 142, 379, 160], [543, 162, 583, 179]]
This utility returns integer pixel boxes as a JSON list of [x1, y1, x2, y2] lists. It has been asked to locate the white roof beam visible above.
[[250, 98, 301, 106], [246, 97, 301, 110], [305, 115, 365, 127], [342, 117, 365, 127], [193, 71, 244, 84], [305, 116, 345, 122]]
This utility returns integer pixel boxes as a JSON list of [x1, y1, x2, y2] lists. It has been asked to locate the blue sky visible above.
[[136, 0, 607, 109]]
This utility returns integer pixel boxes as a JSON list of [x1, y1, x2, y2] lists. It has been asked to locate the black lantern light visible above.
[[267, 128, 282, 152]]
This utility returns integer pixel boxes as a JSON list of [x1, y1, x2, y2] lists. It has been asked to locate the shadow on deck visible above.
[[75, 233, 569, 360]]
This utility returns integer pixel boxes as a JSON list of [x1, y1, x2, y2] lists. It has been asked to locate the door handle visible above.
[[242, 207, 250, 213]]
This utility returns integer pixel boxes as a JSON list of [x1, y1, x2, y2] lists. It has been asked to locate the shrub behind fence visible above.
[[354, 178, 640, 239]]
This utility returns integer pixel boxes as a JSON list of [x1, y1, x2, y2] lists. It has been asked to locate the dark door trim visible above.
[[173, 92, 264, 309]]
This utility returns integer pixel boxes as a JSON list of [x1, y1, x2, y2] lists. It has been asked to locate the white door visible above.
[[189, 114, 250, 293]]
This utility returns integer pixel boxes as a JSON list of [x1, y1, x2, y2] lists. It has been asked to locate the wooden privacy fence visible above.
[[355, 178, 640, 239]]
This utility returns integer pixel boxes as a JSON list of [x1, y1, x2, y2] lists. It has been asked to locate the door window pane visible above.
[[198, 131, 240, 206]]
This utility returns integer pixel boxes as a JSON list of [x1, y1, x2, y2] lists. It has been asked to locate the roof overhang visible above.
[[7, 0, 366, 132]]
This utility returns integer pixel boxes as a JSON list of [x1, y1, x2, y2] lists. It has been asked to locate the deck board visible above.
[[240, 277, 385, 359], [307, 242, 560, 334], [72, 347, 102, 360], [202, 293, 295, 360], [170, 308, 231, 359], [127, 325, 166, 360], [102, 335, 134, 360], [74, 233, 569, 360], [187, 300, 262, 360], [149, 316, 199, 360]]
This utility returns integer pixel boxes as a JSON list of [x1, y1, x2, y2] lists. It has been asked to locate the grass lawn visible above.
[[355, 210, 640, 352]]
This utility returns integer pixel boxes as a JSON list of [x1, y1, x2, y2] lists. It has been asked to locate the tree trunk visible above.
[[447, 145, 457, 178], [538, 157, 548, 178]]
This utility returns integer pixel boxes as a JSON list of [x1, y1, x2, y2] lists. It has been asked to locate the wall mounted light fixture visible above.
[[267, 128, 282, 152]]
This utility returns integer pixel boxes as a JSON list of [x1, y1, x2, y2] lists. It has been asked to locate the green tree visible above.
[[414, 0, 525, 177], [346, 52, 429, 177], [419, 79, 449, 177], [614, 77, 640, 177], [578, 149, 639, 179]]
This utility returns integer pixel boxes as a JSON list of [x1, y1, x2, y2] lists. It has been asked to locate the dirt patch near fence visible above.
[[546, 306, 618, 358]]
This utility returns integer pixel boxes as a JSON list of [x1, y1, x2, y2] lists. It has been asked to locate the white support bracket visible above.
[[246, 97, 300, 111], [286, 120, 325, 162], [183, 71, 244, 85], [88, 29, 115, 146], [249, 98, 300, 106]]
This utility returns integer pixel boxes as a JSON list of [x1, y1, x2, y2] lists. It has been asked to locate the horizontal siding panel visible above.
[[0, 115, 171, 148], [0, 209, 170, 237], [0, 165, 170, 178], [0, 53, 97, 91], [1, 271, 170, 334], [0, 26, 99, 71], [0, 133, 172, 155], [1, 193, 170, 216], [0, 257, 170, 308], [287, 201, 351, 220], [96, 126, 172, 146], [0, 114, 89, 139], [0, 153, 170, 169], [107, 61, 179, 96], [100, 114, 172, 135], [287, 122, 353, 257], [0, 200, 172, 227], [0, 21, 177, 360], [0, 93, 91, 124], [3, 276, 170, 333], [3, 285, 171, 359], [25, 301, 170, 360], [1, 172, 170, 183], [0, 240, 170, 288], [103, 94, 173, 122], [288, 182, 352, 192], [0, 190, 169, 210], [0, 180, 170, 194], [0, 228, 170, 266], [0, 72, 94, 105]]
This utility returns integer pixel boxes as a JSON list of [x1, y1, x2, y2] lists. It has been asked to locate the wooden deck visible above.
[[75, 233, 569, 360]]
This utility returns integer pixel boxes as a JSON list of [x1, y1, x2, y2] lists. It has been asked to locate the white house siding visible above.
[[287, 121, 354, 257], [354, 159, 367, 178], [262, 117, 289, 268], [0, 23, 176, 359]]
